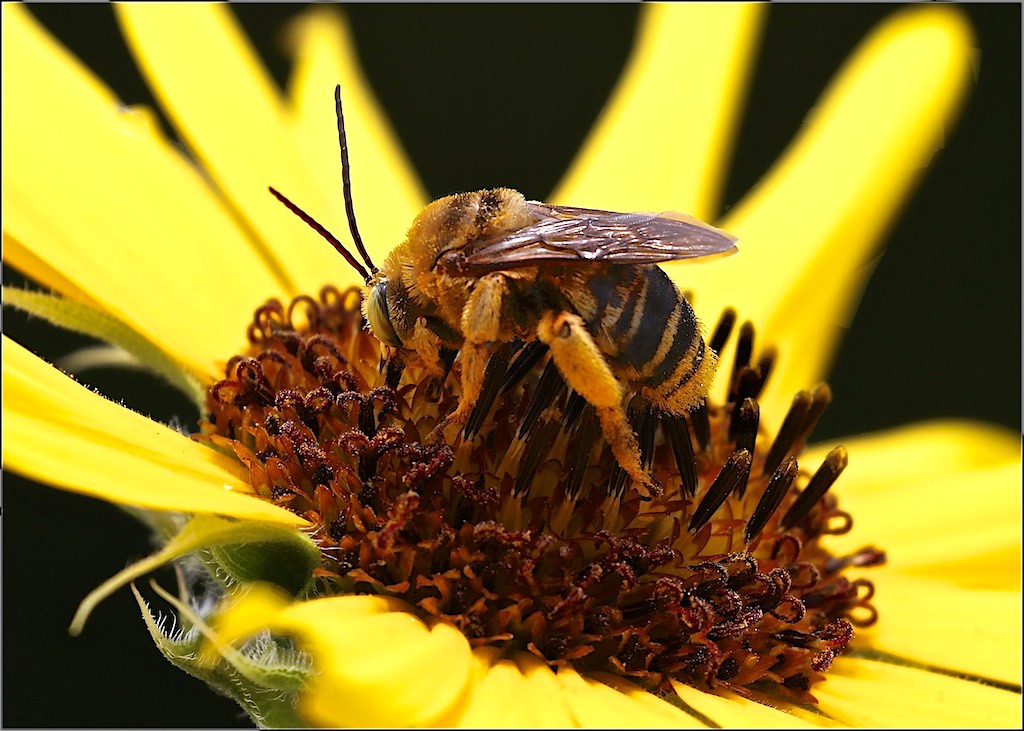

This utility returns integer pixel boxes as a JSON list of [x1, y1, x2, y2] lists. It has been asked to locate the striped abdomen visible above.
[[583, 265, 714, 412]]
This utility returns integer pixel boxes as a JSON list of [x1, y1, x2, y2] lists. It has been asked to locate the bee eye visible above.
[[367, 281, 403, 347]]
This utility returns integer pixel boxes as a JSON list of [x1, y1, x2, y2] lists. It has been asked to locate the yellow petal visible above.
[[2, 232, 97, 309], [266, 599, 473, 727], [207, 582, 292, 648], [854, 571, 1021, 686], [553, 4, 764, 221], [2, 337, 303, 525], [512, 654, 577, 727], [556, 667, 705, 728], [443, 650, 573, 728], [115, 3, 366, 297], [688, 6, 974, 419], [817, 656, 1022, 728], [284, 6, 427, 268], [822, 459, 1020, 587], [216, 587, 402, 647], [804, 420, 1020, 495], [3, 286, 204, 407], [2, 3, 285, 378], [806, 421, 1021, 587], [671, 681, 832, 728]]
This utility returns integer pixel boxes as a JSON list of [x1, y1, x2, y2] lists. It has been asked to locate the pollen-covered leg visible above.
[[408, 317, 445, 378], [460, 274, 507, 343], [594, 405, 657, 495], [430, 277, 508, 443], [429, 341, 491, 443], [537, 311, 656, 495]]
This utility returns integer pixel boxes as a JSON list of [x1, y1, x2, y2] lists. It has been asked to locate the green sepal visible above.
[[2, 286, 205, 409], [132, 584, 311, 728], [208, 539, 321, 598], [71, 514, 319, 635]]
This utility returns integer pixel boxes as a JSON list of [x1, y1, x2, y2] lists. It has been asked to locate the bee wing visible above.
[[454, 202, 738, 273]]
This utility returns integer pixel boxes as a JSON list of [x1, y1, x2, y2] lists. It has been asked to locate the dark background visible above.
[[3, 5, 1020, 728]]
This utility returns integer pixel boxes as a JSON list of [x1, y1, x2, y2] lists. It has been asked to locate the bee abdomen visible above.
[[592, 266, 708, 409], [643, 302, 704, 390]]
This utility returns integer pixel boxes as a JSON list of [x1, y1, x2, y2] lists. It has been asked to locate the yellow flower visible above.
[[3, 3, 1020, 728]]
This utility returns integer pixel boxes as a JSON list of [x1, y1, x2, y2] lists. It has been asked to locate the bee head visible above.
[[363, 277, 404, 348]]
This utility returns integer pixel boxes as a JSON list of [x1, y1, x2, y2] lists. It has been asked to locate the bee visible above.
[[271, 87, 737, 494]]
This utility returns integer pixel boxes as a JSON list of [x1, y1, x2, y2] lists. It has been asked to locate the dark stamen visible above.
[[732, 398, 759, 496], [517, 359, 567, 440], [781, 447, 848, 530], [729, 321, 755, 400], [334, 85, 376, 275], [745, 457, 799, 542], [762, 390, 812, 476], [766, 384, 832, 477], [268, 186, 370, 283], [691, 401, 711, 452], [664, 413, 697, 497], [709, 307, 737, 355], [608, 404, 651, 497], [562, 390, 587, 430], [501, 341, 549, 394], [464, 344, 513, 439], [565, 404, 601, 498], [738, 365, 763, 400], [729, 369, 761, 437], [637, 404, 657, 471], [357, 395, 377, 437], [825, 547, 887, 573], [732, 397, 759, 448], [427, 348, 459, 401], [689, 450, 752, 533], [514, 419, 562, 496], [384, 357, 404, 389], [752, 348, 776, 398], [799, 384, 833, 447], [608, 464, 629, 498]]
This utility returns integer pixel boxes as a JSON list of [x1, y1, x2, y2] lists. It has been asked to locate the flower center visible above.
[[199, 286, 886, 704]]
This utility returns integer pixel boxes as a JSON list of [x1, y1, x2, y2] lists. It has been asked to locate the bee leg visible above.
[[429, 275, 507, 443], [409, 317, 446, 378], [537, 311, 658, 495], [427, 341, 492, 443]]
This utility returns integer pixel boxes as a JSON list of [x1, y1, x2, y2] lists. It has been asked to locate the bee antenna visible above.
[[335, 84, 377, 275], [268, 186, 371, 284]]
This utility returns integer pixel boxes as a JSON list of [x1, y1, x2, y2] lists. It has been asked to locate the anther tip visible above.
[[812, 383, 833, 402], [826, 446, 848, 471]]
